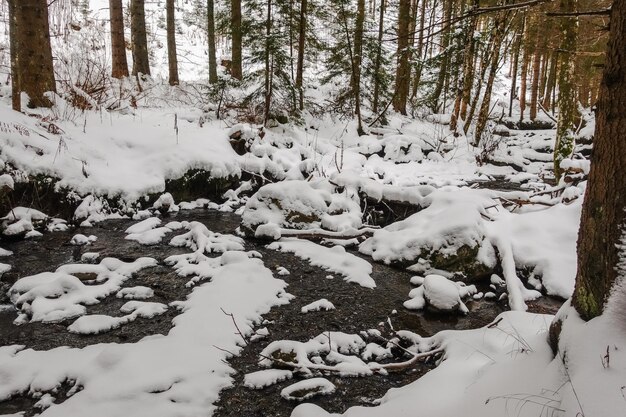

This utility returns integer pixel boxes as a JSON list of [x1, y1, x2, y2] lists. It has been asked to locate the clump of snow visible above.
[[1, 207, 47, 237], [301, 299, 335, 313], [116, 286, 154, 300], [281, 378, 336, 401], [74, 195, 124, 226], [81, 252, 100, 262], [8, 257, 157, 323], [70, 234, 97, 246], [125, 217, 162, 234], [276, 266, 290, 275], [170, 221, 245, 253], [153, 192, 179, 213], [404, 274, 477, 314], [244, 369, 293, 389], [268, 239, 375, 288], [0, 262, 11, 277], [0, 173, 14, 190], [0, 247, 12, 257]]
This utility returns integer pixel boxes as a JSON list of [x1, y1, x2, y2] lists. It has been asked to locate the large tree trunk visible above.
[[130, 0, 150, 77], [571, 0, 626, 321], [13, 0, 56, 108], [554, 0, 579, 181], [231, 0, 243, 80], [295, 0, 307, 110], [208, 0, 218, 83], [109, 0, 128, 79], [430, 0, 453, 112], [392, 0, 411, 115], [166, 0, 179, 85], [410, 0, 427, 101]]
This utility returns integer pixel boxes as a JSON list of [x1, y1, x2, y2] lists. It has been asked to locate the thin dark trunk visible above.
[[393, 0, 411, 114], [372, 0, 385, 114], [264, 0, 273, 125], [231, 0, 243, 80], [8, 0, 20, 111], [508, 29, 521, 118], [208, 0, 218, 83], [411, 0, 427, 100], [295, 0, 307, 110], [166, 0, 179, 85]]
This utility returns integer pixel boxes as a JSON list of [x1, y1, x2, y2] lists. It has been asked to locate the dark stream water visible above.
[[0, 209, 562, 417]]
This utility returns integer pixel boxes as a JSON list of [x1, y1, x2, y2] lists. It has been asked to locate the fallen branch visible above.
[[279, 227, 379, 240]]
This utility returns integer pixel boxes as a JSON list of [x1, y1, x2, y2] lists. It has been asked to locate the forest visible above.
[[0, 0, 624, 416]]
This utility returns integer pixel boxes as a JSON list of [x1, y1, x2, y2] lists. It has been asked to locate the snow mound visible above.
[[301, 299, 335, 313], [281, 378, 336, 401], [70, 234, 97, 246], [169, 221, 245, 253], [404, 274, 477, 314], [244, 369, 293, 389], [268, 239, 375, 288], [9, 257, 157, 323], [1, 207, 47, 237]]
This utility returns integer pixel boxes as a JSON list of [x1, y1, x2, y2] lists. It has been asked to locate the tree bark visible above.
[[571, 0, 626, 321], [393, 0, 411, 115], [475, 13, 507, 144], [410, 0, 427, 101], [263, 0, 273, 125], [554, 0, 579, 181], [231, 0, 243, 80], [353, 0, 366, 135], [13, 0, 56, 108], [529, 48, 542, 120], [372, 0, 385, 115], [208, 0, 218, 83], [109, 0, 129, 79], [7, 0, 20, 111], [295, 0, 307, 110], [166, 0, 179, 85], [130, 0, 150, 77]]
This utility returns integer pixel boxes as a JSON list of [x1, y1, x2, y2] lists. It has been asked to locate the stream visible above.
[[0, 209, 562, 417]]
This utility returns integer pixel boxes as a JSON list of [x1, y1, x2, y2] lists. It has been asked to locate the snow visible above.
[[153, 192, 179, 212], [0, 173, 14, 189], [8, 257, 157, 323], [0, 235, 292, 416], [268, 239, 375, 288], [116, 286, 154, 300], [125, 217, 162, 234], [244, 369, 293, 389], [70, 234, 97, 245], [301, 299, 335, 313], [281, 378, 336, 401], [1, 207, 47, 236]]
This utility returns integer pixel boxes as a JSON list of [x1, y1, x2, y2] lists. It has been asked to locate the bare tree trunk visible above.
[[554, 0, 579, 181], [543, 52, 557, 109], [166, 0, 179, 85], [529, 48, 542, 120], [263, 0, 273, 125], [109, 0, 129, 79], [130, 0, 150, 77], [295, 0, 307, 110], [393, 0, 411, 115], [208, 0, 218, 83], [231, 0, 243, 80], [410, 0, 427, 101], [475, 13, 507, 144], [508, 28, 521, 118], [571, 0, 626, 321], [519, 17, 531, 122], [7, 0, 20, 111], [353, 0, 366, 135], [430, 0, 453, 112], [14, 0, 56, 108], [372, 0, 385, 115]]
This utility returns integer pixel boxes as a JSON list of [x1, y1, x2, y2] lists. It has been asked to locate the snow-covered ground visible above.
[[1, 2, 620, 417]]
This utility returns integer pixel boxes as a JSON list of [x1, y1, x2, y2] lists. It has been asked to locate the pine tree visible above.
[[231, 0, 243, 80]]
